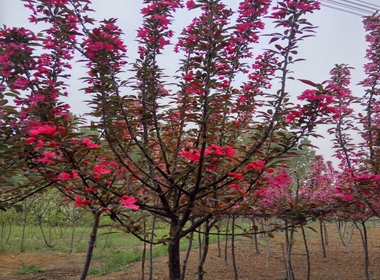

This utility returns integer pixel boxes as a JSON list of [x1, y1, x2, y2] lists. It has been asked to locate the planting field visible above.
[[1, 222, 380, 280]]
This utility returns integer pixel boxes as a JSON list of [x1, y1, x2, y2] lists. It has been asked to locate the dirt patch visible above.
[[1, 223, 379, 280], [0, 252, 84, 280]]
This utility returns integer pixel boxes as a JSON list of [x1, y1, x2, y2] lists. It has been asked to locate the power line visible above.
[[356, 0, 380, 10], [320, 0, 379, 17], [344, 0, 380, 11], [321, 0, 375, 14], [320, 3, 368, 17]]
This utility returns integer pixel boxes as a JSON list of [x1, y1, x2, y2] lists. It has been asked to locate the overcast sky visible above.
[[0, 0, 378, 165]]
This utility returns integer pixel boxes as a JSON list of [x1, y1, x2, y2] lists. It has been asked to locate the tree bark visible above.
[[319, 219, 327, 258], [224, 216, 230, 264], [181, 230, 194, 280], [197, 219, 216, 280], [355, 221, 370, 280], [301, 226, 311, 280], [168, 222, 182, 280], [80, 211, 101, 280], [149, 216, 156, 280], [231, 214, 238, 280]]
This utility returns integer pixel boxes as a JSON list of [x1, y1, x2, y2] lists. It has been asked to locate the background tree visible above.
[[0, 1, 340, 280]]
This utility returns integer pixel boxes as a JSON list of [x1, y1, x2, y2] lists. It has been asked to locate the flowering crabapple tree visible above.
[[313, 16, 380, 280], [0, 0, 336, 279]]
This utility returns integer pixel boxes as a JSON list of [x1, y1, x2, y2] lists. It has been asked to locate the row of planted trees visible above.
[[0, 182, 376, 280], [0, 190, 96, 253], [1, 0, 380, 279]]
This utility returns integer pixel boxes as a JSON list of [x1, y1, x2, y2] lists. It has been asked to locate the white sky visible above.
[[0, 0, 378, 165]]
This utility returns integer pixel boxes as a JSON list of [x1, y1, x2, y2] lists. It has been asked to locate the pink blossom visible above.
[[120, 195, 139, 210], [58, 171, 78, 181], [245, 160, 265, 170], [74, 195, 91, 208], [82, 138, 100, 149], [186, 0, 195, 9], [270, 173, 292, 187], [229, 184, 240, 191], [93, 164, 111, 176], [12, 77, 29, 90], [35, 151, 55, 164], [29, 125, 58, 137], [59, 172, 72, 181], [342, 193, 355, 202]]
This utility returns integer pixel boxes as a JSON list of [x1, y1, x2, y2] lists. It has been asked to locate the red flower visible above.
[[35, 151, 55, 164], [229, 184, 239, 191], [186, 0, 195, 9], [58, 171, 78, 181], [120, 195, 139, 210], [342, 193, 355, 202], [245, 160, 265, 170], [85, 187, 98, 192], [82, 138, 100, 149], [270, 173, 292, 187], [58, 172, 71, 181], [74, 195, 91, 208], [93, 164, 111, 176], [29, 125, 58, 137]]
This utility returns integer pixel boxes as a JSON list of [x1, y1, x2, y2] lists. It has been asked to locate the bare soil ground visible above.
[[1, 223, 380, 280]]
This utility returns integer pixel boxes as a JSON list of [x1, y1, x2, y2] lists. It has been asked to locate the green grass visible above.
[[0, 219, 229, 277], [0, 213, 272, 278], [12, 264, 44, 275], [0, 224, 95, 254], [88, 226, 224, 276]]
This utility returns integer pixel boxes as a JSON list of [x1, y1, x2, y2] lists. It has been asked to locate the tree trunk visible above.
[[141, 217, 147, 280], [181, 230, 194, 280], [197, 219, 216, 280], [355, 221, 370, 280], [301, 226, 311, 280], [69, 222, 76, 253], [224, 216, 230, 264], [5, 217, 13, 244], [231, 214, 238, 280], [217, 220, 221, 257], [149, 216, 156, 280], [168, 222, 182, 280], [102, 227, 112, 249], [319, 220, 327, 258], [284, 222, 295, 280], [80, 211, 101, 280], [20, 221, 26, 253], [0, 221, 4, 241], [39, 222, 52, 248], [252, 218, 260, 254]]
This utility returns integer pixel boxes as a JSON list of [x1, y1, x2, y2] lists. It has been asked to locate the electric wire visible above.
[[356, 0, 380, 10], [321, 0, 375, 14], [343, 0, 380, 11], [320, 3, 368, 17], [319, 0, 379, 17]]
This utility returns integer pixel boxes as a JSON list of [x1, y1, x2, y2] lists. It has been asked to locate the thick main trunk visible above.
[[168, 223, 182, 280], [168, 237, 181, 280]]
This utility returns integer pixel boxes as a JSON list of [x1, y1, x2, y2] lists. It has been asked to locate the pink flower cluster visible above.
[[137, 1, 180, 57], [272, 0, 320, 19], [285, 89, 339, 123], [83, 20, 127, 70], [181, 144, 235, 170], [120, 195, 139, 211]]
